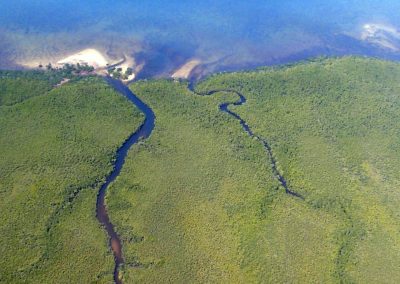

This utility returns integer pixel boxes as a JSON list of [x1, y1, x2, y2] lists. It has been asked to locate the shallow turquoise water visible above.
[[1, 0, 400, 77]]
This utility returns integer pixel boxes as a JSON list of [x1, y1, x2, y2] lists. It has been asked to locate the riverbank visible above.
[[96, 78, 155, 284]]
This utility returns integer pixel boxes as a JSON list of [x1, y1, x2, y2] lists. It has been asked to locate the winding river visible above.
[[96, 77, 155, 284], [97, 77, 301, 284], [189, 84, 303, 199]]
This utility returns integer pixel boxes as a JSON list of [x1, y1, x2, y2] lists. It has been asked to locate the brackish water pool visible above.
[[1, 0, 400, 78]]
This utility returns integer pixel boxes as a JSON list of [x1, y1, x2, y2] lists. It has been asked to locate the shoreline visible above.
[[5, 55, 400, 85], [17, 48, 137, 82]]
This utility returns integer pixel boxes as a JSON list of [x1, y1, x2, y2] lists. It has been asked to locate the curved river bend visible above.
[[96, 77, 155, 284], [189, 84, 303, 199], [96, 78, 301, 284]]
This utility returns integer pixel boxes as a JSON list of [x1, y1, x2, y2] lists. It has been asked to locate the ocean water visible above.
[[1, 0, 400, 78]]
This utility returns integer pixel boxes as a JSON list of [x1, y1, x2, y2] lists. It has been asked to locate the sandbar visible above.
[[172, 59, 201, 79]]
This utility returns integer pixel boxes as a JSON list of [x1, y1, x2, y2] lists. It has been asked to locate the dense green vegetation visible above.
[[104, 57, 400, 283], [0, 72, 144, 283], [196, 57, 400, 282], [0, 70, 65, 106], [2, 57, 400, 283], [0, 65, 98, 107]]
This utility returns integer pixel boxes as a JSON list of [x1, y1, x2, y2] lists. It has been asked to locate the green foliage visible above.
[[61, 63, 95, 74], [0, 70, 67, 106], [102, 78, 335, 283], [0, 73, 144, 283], [2, 57, 400, 283], [0, 66, 97, 107], [196, 57, 400, 283], [105, 57, 400, 283], [107, 67, 133, 80]]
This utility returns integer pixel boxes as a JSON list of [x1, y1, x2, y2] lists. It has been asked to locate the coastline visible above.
[[17, 48, 138, 83]]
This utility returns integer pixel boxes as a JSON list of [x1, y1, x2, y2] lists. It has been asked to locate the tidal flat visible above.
[[2, 1, 400, 78]]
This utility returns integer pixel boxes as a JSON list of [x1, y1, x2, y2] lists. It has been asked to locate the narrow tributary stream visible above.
[[189, 83, 303, 199]]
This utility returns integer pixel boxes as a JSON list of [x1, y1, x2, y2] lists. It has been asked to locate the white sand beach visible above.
[[57, 48, 109, 68], [18, 48, 112, 70], [172, 59, 201, 79]]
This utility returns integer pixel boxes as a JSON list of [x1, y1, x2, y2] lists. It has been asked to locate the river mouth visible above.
[[96, 77, 155, 284]]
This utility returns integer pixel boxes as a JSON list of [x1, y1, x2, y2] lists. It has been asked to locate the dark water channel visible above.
[[96, 77, 155, 284], [189, 84, 303, 199]]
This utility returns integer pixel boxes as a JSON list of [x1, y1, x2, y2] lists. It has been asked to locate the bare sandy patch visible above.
[[57, 48, 109, 68], [14, 41, 143, 82], [18, 48, 113, 70], [172, 59, 201, 79]]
